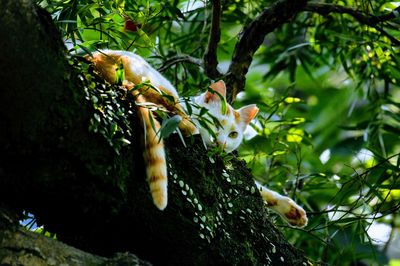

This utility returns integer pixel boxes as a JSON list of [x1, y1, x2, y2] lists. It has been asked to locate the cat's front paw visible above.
[[273, 197, 308, 228]]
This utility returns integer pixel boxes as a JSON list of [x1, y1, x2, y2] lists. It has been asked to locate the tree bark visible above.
[[225, 0, 308, 102], [0, 0, 308, 265], [0, 206, 151, 265]]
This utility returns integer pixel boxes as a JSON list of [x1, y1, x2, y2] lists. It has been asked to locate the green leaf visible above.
[[199, 107, 209, 117], [207, 87, 227, 115], [115, 61, 125, 85], [160, 115, 182, 138], [184, 100, 193, 115]]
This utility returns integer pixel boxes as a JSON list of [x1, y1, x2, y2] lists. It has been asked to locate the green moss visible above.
[[53, 57, 140, 190], [72, 57, 135, 156]]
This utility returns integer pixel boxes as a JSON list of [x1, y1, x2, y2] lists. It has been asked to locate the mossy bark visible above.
[[0, 206, 151, 266], [0, 0, 308, 265]]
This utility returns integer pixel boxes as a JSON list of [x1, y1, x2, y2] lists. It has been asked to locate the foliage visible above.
[[77, 58, 134, 155], [36, 0, 400, 265]]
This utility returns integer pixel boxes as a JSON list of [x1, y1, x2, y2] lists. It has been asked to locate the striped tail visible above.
[[135, 94, 168, 210]]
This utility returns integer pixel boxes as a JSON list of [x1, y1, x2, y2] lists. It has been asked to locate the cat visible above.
[[86, 50, 308, 227], [190, 80, 259, 153], [190, 80, 307, 228]]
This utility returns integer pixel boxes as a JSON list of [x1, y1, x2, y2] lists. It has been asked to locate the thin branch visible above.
[[225, 0, 308, 103], [304, 3, 400, 25], [203, 0, 222, 79], [375, 5, 400, 23], [303, 3, 400, 45], [157, 54, 203, 73]]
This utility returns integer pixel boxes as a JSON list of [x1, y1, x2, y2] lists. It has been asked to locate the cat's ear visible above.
[[238, 104, 259, 125], [205, 80, 226, 103]]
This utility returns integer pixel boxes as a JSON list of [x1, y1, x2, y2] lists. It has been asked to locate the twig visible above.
[[157, 54, 203, 73], [225, 0, 308, 103], [203, 0, 222, 79], [303, 3, 400, 45], [304, 3, 400, 25]]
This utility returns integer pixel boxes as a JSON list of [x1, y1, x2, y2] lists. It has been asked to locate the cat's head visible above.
[[194, 80, 259, 153]]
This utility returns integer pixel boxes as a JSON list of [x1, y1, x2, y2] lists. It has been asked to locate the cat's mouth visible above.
[[213, 141, 235, 153], [205, 140, 227, 153]]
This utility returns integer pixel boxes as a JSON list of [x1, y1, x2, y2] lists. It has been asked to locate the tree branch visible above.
[[375, 5, 400, 23], [225, 0, 308, 103], [203, 0, 222, 79], [303, 3, 400, 46], [0, 208, 151, 266]]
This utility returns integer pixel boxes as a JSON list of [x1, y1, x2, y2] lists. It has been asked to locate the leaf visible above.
[[199, 107, 209, 117], [115, 61, 125, 85], [298, 55, 315, 81], [172, 6, 185, 20], [288, 56, 296, 83], [175, 127, 187, 148], [184, 100, 193, 115], [339, 50, 354, 79], [209, 115, 222, 129], [136, 28, 155, 48], [334, 217, 362, 225], [286, 128, 304, 143], [207, 87, 227, 115], [263, 59, 288, 80], [397, 154, 400, 168], [160, 115, 182, 138]]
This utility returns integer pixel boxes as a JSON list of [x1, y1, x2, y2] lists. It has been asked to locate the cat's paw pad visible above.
[[276, 197, 308, 228], [283, 202, 308, 227]]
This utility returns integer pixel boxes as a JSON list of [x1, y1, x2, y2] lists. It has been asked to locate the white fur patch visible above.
[[101, 50, 178, 97]]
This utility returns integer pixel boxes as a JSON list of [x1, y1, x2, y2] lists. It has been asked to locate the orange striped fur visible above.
[[87, 50, 196, 210], [135, 94, 168, 210]]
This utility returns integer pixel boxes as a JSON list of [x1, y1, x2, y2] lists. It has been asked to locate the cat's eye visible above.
[[229, 131, 238, 139]]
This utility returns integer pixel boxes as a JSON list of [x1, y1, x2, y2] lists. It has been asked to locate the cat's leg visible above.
[[123, 80, 197, 137], [256, 182, 308, 228], [88, 52, 197, 136], [139, 86, 198, 136]]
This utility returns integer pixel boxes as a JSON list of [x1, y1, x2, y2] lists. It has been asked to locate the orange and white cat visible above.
[[87, 50, 307, 227], [191, 80, 307, 227]]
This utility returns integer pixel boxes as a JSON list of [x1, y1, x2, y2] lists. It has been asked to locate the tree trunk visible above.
[[0, 1, 308, 265], [0, 206, 151, 265]]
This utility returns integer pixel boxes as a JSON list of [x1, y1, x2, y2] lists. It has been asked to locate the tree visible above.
[[1, 0, 399, 265]]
